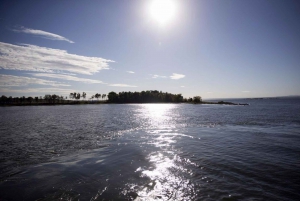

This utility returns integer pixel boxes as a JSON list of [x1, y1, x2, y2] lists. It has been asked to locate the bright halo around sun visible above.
[[149, 0, 178, 26]]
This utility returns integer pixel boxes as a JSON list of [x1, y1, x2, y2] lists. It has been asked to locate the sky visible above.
[[0, 0, 299, 99]]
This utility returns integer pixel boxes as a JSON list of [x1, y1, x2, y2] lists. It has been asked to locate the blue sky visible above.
[[0, 0, 299, 99]]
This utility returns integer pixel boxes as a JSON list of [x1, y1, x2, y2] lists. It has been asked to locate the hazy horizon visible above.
[[0, 0, 299, 99]]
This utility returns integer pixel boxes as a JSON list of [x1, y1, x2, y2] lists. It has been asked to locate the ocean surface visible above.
[[0, 98, 299, 200]]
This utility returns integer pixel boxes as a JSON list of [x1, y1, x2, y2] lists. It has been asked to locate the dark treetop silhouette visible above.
[[107, 90, 185, 103]]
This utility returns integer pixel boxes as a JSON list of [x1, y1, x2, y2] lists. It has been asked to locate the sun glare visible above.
[[149, 0, 177, 25]]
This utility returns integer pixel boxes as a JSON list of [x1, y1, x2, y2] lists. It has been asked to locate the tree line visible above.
[[0, 94, 67, 104], [0, 92, 107, 105], [107, 90, 202, 103], [1, 91, 202, 105]]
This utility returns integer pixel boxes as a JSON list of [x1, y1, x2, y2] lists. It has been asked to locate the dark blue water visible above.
[[0, 98, 299, 200]]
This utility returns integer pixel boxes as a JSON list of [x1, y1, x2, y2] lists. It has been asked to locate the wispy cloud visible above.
[[152, 74, 167, 78], [0, 74, 70, 87], [30, 73, 104, 84], [242, 91, 250, 93], [127, 71, 135, 74], [0, 42, 114, 75], [109, 84, 137, 87], [11, 26, 74, 43], [0, 87, 73, 95], [170, 73, 185, 80], [180, 86, 185, 88]]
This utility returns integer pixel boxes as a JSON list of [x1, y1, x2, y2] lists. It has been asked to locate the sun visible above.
[[149, 0, 177, 25]]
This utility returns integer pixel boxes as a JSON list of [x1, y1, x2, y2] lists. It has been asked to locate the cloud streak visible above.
[[12, 26, 74, 43], [30, 73, 104, 84], [170, 73, 185, 80], [0, 74, 70, 87], [0, 42, 114, 75], [151, 73, 185, 80], [109, 84, 137, 87], [0, 87, 74, 95], [152, 74, 167, 78], [127, 71, 135, 74]]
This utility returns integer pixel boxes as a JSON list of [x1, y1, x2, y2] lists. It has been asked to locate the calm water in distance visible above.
[[0, 98, 299, 200]]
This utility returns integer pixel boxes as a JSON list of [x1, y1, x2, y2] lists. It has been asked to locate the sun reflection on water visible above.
[[132, 127, 197, 200], [134, 150, 196, 200], [120, 104, 198, 200], [137, 104, 177, 129], [143, 104, 173, 118]]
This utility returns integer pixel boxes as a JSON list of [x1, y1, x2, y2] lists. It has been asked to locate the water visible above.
[[0, 98, 299, 200]]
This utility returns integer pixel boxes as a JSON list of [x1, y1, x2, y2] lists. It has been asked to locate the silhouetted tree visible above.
[[108, 92, 118, 102], [193, 96, 202, 103], [21, 96, 25, 103], [51, 94, 58, 103], [13, 97, 20, 104], [69, 93, 74, 100], [76, 93, 81, 100], [44, 95, 51, 103], [82, 92, 86, 100], [27, 97, 33, 104], [95, 93, 100, 101], [0, 95, 7, 104], [7, 96, 12, 104]]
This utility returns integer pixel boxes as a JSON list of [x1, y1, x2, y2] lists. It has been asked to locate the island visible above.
[[0, 90, 249, 106]]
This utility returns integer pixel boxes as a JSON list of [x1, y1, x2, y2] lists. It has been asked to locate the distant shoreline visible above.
[[200, 101, 249, 106], [0, 100, 249, 107], [0, 91, 250, 106]]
